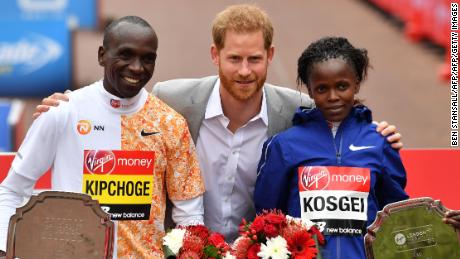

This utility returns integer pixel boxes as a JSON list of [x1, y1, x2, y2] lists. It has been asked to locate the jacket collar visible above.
[[265, 85, 292, 137], [186, 76, 296, 141], [183, 76, 217, 143], [292, 105, 373, 126]]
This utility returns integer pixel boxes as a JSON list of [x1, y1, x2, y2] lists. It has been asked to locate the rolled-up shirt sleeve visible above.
[[171, 195, 204, 226], [164, 113, 205, 225]]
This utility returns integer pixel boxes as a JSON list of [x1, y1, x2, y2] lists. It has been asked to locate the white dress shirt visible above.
[[196, 79, 268, 241]]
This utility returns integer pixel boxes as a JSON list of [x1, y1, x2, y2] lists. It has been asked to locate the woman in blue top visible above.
[[254, 36, 409, 259]]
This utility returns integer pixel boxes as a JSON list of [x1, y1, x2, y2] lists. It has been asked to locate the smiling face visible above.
[[307, 58, 360, 122], [98, 21, 158, 98], [211, 30, 274, 102]]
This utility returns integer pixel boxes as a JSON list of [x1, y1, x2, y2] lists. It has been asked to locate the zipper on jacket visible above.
[[336, 136, 343, 165], [331, 132, 343, 165], [328, 120, 344, 165]]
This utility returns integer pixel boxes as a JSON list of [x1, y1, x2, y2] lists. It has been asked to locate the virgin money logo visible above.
[[85, 150, 115, 175], [300, 166, 330, 191], [0, 34, 62, 75]]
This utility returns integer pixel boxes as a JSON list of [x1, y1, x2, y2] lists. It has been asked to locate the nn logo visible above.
[[77, 120, 104, 135]]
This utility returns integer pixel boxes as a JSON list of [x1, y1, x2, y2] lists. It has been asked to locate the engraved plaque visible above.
[[6, 191, 114, 259], [365, 198, 460, 259]]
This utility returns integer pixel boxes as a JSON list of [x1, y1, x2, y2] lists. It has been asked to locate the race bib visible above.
[[298, 166, 370, 236], [82, 150, 155, 220]]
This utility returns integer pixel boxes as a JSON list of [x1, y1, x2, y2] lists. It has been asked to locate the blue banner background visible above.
[[0, 102, 12, 152], [0, 20, 71, 97], [0, 0, 98, 30]]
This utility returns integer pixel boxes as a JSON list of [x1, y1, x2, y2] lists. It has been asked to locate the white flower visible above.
[[162, 228, 186, 254], [257, 236, 290, 259], [232, 236, 247, 251], [300, 218, 316, 230], [223, 251, 236, 259], [286, 215, 315, 230]]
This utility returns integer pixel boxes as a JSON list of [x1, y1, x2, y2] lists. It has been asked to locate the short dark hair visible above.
[[103, 16, 154, 48], [297, 36, 369, 87]]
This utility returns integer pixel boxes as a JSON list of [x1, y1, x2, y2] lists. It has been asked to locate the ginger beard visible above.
[[218, 64, 266, 102]]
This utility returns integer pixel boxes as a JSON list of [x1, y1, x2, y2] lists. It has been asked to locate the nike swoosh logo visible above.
[[141, 129, 160, 137], [349, 144, 375, 151]]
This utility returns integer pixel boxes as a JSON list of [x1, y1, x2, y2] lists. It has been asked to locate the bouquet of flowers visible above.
[[233, 211, 325, 259], [163, 225, 235, 259]]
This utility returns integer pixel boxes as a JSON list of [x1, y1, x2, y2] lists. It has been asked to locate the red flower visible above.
[[265, 212, 286, 225], [247, 243, 261, 259], [287, 231, 318, 259], [187, 225, 210, 241], [164, 225, 233, 259], [239, 218, 249, 234], [234, 237, 252, 259], [233, 212, 324, 259], [250, 216, 265, 233], [178, 250, 201, 259], [263, 224, 279, 238], [309, 226, 325, 245], [208, 233, 226, 247], [182, 234, 204, 254]]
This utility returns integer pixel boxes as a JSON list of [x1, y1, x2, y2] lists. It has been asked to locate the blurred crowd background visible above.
[[0, 0, 452, 151]]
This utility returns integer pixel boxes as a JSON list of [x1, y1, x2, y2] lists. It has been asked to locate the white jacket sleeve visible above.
[[0, 104, 64, 252], [0, 170, 35, 251], [171, 194, 204, 226]]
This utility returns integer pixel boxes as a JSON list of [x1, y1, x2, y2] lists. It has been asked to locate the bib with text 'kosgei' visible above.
[[298, 166, 370, 236], [82, 150, 155, 220]]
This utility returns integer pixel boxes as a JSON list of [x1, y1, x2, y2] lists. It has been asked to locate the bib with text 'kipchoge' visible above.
[[82, 150, 155, 220]]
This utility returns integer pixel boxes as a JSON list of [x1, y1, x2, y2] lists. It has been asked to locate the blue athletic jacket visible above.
[[254, 105, 408, 259]]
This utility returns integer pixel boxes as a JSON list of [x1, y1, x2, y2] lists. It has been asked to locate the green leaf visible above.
[[314, 235, 322, 259], [163, 245, 176, 259], [203, 245, 220, 258]]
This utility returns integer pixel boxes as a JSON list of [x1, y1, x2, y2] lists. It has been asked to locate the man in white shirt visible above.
[[154, 5, 402, 242]]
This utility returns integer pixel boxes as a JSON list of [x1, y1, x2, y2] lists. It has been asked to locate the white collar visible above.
[[96, 79, 148, 114], [329, 121, 341, 137], [204, 78, 268, 126]]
